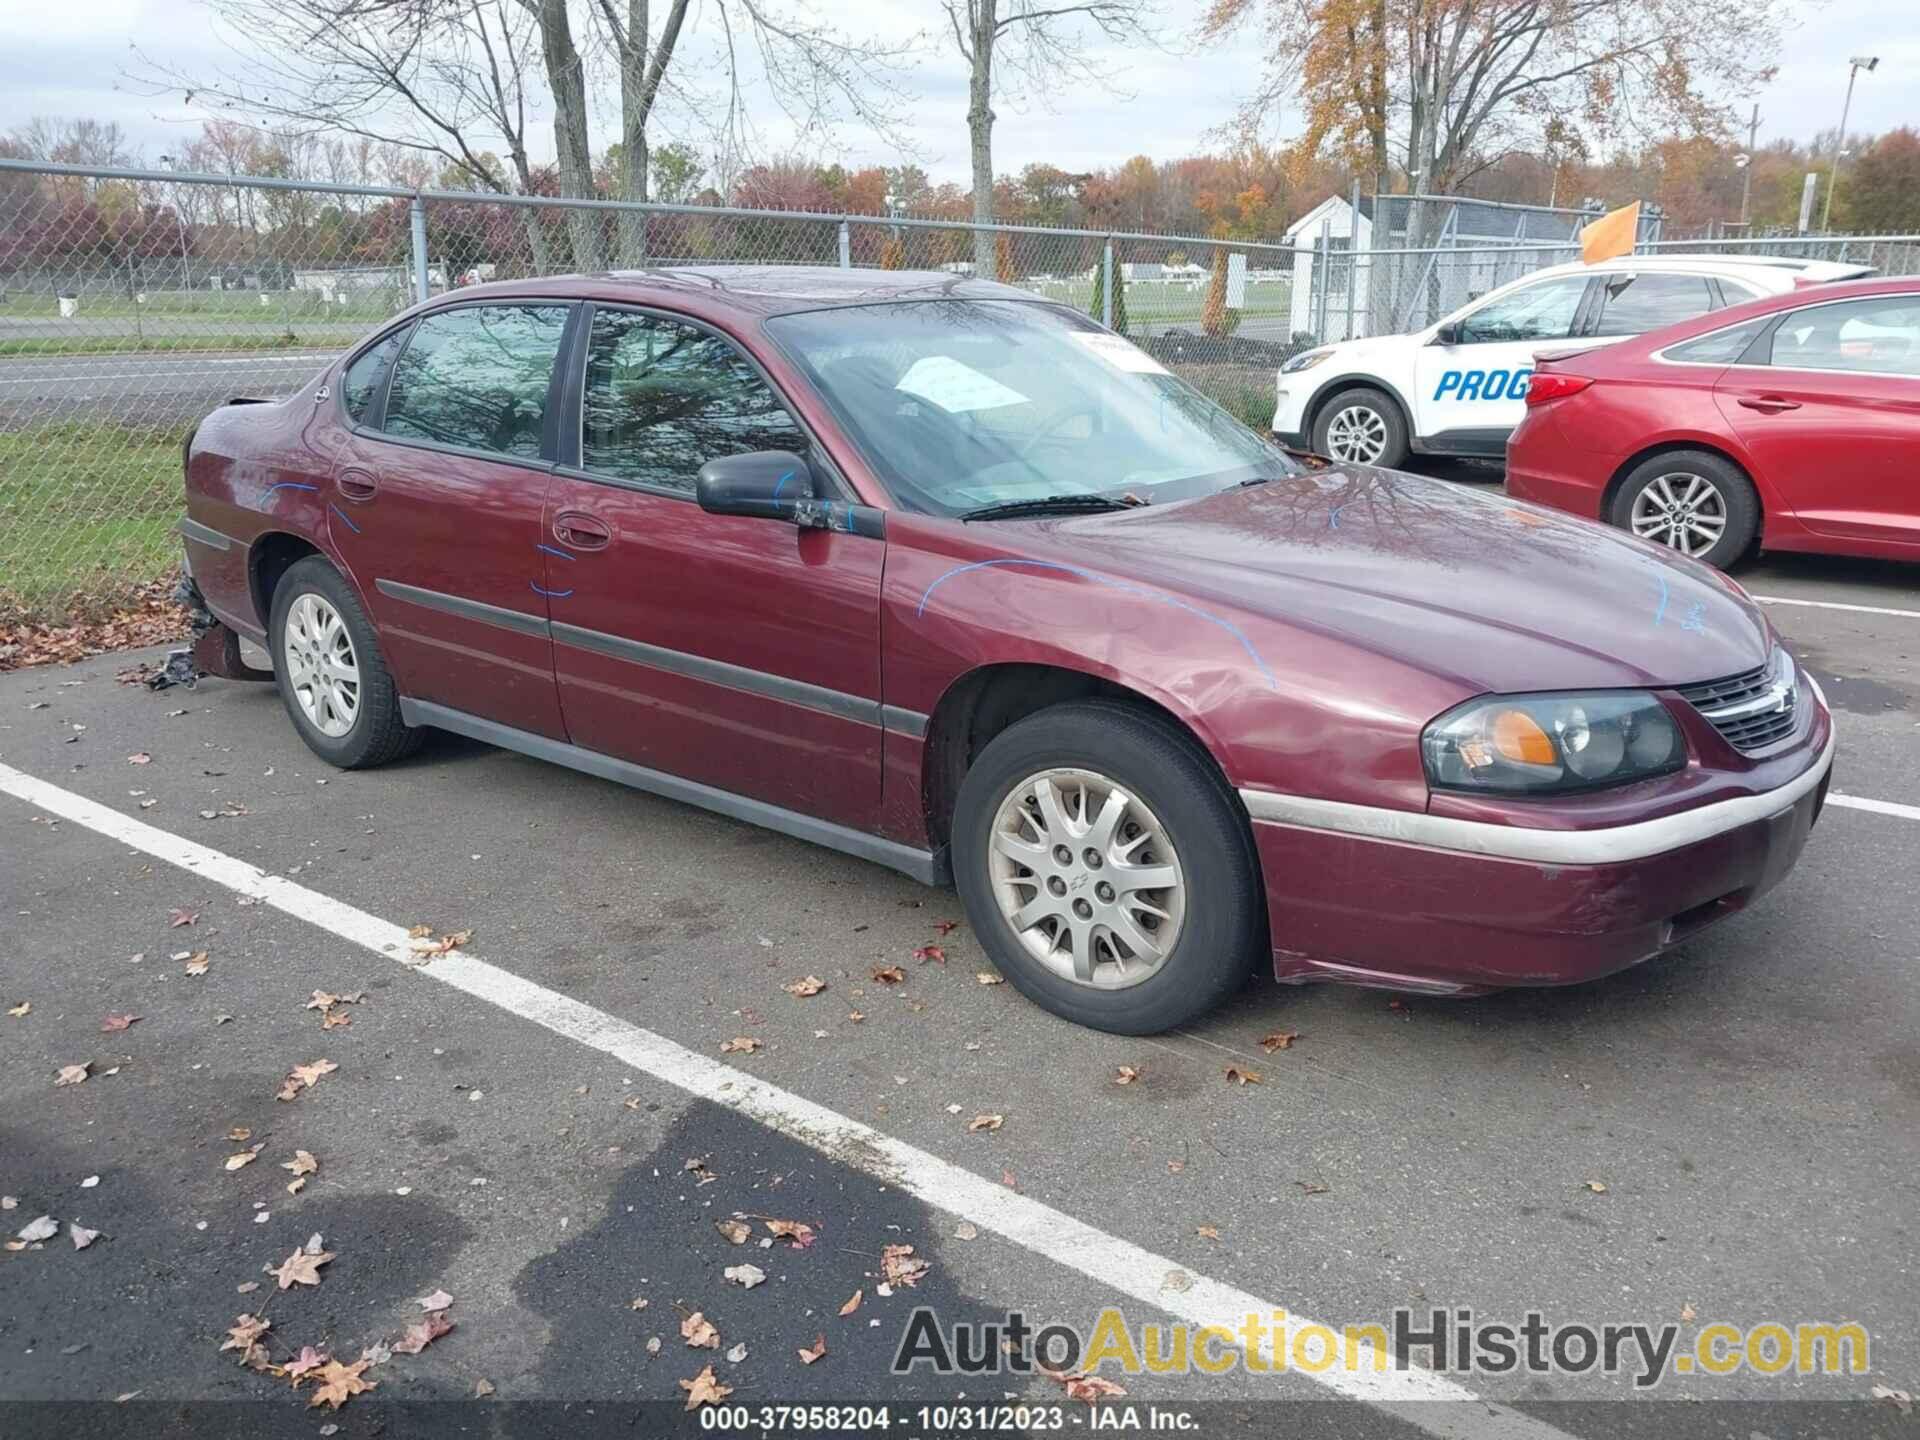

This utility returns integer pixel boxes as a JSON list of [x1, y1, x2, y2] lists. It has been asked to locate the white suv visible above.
[[1272, 255, 1873, 468]]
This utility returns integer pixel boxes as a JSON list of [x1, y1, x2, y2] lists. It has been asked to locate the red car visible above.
[[1508, 275, 1920, 566], [178, 269, 1833, 1034]]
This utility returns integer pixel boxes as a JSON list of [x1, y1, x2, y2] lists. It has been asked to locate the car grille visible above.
[[1676, 652, 1799, 753]]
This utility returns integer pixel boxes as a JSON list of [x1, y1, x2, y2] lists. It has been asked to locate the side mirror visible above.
[[695, 451, 813, 522], [1432, 321, 1462, 346]]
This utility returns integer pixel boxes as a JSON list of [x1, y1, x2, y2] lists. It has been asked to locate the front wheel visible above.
[[1312, 386, 1410, 468], [1609, 450, 1760, 569], [952, 701, 1266, 1034], [268, 556, 421, 768]]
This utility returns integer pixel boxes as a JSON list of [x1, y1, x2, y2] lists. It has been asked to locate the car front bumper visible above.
[[1239, 730, 1835, 994]]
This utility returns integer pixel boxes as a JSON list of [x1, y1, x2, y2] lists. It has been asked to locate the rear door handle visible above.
[[553, 511, 611, 550], [337, 467, 379, 500], [1737, 396, 1802, 413]]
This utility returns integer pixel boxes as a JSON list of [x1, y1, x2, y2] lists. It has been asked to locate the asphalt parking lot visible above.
[[2, 543, 1917, 1439]]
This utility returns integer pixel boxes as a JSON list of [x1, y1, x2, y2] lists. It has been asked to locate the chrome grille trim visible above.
[[1677, 650, 1799, 753]]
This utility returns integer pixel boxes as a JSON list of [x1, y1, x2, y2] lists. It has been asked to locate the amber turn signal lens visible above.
[[1491, 709, 1556, 766]]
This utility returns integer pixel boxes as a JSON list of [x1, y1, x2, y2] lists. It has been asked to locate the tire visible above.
[[267, 555, 421, 769], [952, 700, 1266, 1034], [1311, 385, 1410, 469], [1609, 450, 1760, 570]]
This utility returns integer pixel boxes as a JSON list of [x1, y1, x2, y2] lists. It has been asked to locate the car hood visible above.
[[1036, 467, 1772, 696]]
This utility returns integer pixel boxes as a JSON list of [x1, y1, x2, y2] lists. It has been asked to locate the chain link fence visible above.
[[5, 155, 1915, 626]]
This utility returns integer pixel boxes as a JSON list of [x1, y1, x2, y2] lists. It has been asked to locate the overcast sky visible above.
[[1, 0, 1912, 185]]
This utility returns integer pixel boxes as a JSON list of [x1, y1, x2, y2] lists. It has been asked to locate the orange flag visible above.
[[1579, 201, 1641, 264]]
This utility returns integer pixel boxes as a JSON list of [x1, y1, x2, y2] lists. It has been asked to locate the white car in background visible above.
[[1272, 255, 1874, 468]]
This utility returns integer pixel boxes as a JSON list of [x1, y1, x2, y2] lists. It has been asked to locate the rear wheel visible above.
[[952, 701, 1265, 1034], [1609, 450, 1759, 569], [268, 556, 421, 768], [1312, 386, 1410, 468]]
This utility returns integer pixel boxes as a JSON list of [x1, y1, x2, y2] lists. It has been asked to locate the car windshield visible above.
[[765, 299, 1297, 517]]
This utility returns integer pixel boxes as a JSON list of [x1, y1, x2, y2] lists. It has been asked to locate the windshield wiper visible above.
[[960, 494, 1143, 522]]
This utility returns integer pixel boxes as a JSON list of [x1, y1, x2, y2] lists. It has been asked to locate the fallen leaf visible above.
[[277, 1059, 338, 1102], [719, 1036, 761, 1054], [871, 965, 905, 985], [1871, 1384, 1913, 1415], [760, 1217, 817, 1248], [953, 1222, 978, 1241], [838, 1289, 862, 1316], [714, 1218, 750, 1245], [935, 920, 960, 936], [100, 1013, 140, 1032], [1195, 1225, 1220, 1241], [1295, 1179, 1330, 1195], [975, 971, 1004, 986], [783, 975, 827, 997], [285, 1345, 329, 1379], [8, 1001, 29, 1017], [967, 1113, 1004, 1133], [392, 1311, 454, 1355], [282, 1150, 319, 1178], [1584, 1180, 1608, 1194], [629, 1297, 650, 1311], [17, 1214, 58, 1243], [473, 1378, 495, 1397], [847, 1009, 865, 1023], [226, 1127, 252, 1142], [1163, 1269, 1191, 1292], [725, 1342, 748, 1363], [723, 1263, 767, 1289], [183, 951, 210, 976], [407, 929, 472, 959], [881, 1243, 929, 1287], [286, 1178, 307, 1195], [1259, 1030, 1299, 1052], [272, 1246, 336, 1289], [681, 1312, 720, 1349], [407, 924, 433, 939], [1224, 1066, 1262, 1086], [220, 1314, 270, 1359], [1043, 1367, 1128, 1402], [797, 1333, 827, 1365], [679, 1363, 733, 1410], [127, 752, 151, 765], [1114, 1065, 1140, 1085], [646, 1337, 662, 1356], [169, 908, 198, 928], [414, 1287, 452, 1311], [914, 944, 946, 964], [224, 1143, 265, 1171], [54, 1063, 90, 1087], [80, 1176, 99, 1188], [1679, 1302, 1697, 1322], [307, 1358, 376, 1410]]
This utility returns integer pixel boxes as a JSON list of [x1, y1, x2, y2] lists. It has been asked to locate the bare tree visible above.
[[942, 1, 1156, 276], [131, 0, 558, 265]]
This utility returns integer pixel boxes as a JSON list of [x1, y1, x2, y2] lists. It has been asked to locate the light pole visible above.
[[1819, 55, 1878, 233], [158, 155, 193, 291]]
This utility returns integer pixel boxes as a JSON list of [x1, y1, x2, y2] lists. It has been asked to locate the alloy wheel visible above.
[[1324, 403, 1389, 463], [283, 592, 361, 738], [986, 768, 1186, 989], [1629, 472, 1728, 558]]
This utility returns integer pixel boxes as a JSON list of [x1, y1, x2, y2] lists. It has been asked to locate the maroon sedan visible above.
[[1509, 275, 1920, 567], [178, 268, 1833, 1033]]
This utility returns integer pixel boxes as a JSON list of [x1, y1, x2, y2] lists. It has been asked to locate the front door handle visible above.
[[337, 467, 379, 500], [553, 511, 611, 550], [1737, 395, 1802, 413]]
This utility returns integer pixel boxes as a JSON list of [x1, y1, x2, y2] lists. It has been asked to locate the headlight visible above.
[[1422, 692, 1685, 795], [1280, 348, 1333, 374]]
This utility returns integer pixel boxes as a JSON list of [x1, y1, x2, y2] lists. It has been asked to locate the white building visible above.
[[1287, 195, 1373, 342]]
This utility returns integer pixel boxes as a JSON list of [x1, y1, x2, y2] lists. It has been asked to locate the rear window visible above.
[[341, 329, 406, 423]]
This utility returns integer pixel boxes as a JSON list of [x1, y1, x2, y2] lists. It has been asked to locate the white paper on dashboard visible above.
[[1070, 332, 1169, 374], [893, 355, 1028, 412]]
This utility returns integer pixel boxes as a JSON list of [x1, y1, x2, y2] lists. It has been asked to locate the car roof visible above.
[[1526, 253, 1875, 289], [431, 265, 1044, 320]]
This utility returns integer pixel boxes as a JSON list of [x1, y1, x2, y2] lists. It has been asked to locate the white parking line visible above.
[[1830, 792, 1920, 822], [1752, 594, 1920, 621], [0, 758, 1569, 1440]]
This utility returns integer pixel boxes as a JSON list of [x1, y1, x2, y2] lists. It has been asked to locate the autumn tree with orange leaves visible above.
[[1203, 0, 1792, 233]]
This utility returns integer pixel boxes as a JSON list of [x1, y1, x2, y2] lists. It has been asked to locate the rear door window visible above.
[[1591, 274, 1717, 337], [1766, 295, 1920, 376], [381, 305, 571, 460]]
